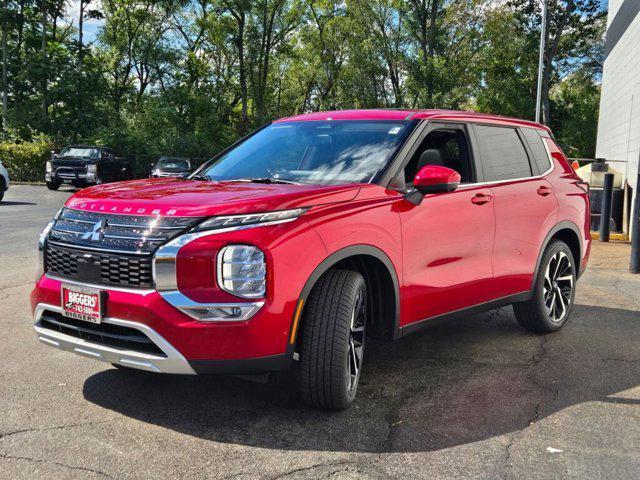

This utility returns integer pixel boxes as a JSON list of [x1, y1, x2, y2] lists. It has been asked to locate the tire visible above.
[[46, 180, 60, 191], [296, 269, 367, 410], [513, 240, 576, 333]]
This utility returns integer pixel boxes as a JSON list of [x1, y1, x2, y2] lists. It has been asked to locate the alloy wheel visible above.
[[347, 289, 366, 393], [543, 251, 574, 323]]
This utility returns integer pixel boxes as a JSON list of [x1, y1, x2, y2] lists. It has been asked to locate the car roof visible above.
[[66, 145, 103, 149], [274, 109, 551, 133]]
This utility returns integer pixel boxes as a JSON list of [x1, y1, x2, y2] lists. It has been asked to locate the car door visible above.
[[471, 124, 559, 297], [397, 122, 496, 326]]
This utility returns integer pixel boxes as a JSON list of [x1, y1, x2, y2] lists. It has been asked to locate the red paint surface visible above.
[[32, 111, 590, 363]]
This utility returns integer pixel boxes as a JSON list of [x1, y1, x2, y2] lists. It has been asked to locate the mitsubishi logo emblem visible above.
[[82, 219, 106, 241]]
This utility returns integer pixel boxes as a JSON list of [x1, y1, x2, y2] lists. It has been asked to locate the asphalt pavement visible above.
[[1, 184, 639, 479]]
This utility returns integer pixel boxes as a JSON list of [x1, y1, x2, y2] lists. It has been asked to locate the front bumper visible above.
[[31, 275, 295, 374], [34, 303, 195, 374], [46, 170, 97, 185]]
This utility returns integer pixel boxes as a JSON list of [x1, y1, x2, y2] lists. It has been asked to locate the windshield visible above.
[[157, 158, 190, 171], [195, 120, 416, 185], [60, 147, 99, 158]]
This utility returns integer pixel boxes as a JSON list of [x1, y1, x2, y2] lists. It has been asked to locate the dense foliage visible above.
[[0, 0, 605, 169], [0, 135, 52, 181]]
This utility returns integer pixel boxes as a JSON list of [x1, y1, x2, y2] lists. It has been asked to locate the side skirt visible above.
[[399, 291, 532, 338]]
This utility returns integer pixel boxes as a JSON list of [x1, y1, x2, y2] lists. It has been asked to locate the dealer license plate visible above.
[[61, 285, 103, 324]]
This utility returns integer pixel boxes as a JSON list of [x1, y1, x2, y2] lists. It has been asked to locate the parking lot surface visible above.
[[1, 185, 639, 479]]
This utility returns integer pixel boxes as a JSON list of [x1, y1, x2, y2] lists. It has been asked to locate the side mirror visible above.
[[413, 165, 461, 194], [404, 165, 461, 205]]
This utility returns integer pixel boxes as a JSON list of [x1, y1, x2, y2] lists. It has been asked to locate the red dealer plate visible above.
[[61, 284, 103, 324]]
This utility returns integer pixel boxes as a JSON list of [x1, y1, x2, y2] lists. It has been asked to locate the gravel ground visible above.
[[1, 184, 639, 479]]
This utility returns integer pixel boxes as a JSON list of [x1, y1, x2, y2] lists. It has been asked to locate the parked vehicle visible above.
[[0, 158, 9, 202], [32, 109, 590, 410], [150, 157, 192, 178], [45, 145, 131, 190]]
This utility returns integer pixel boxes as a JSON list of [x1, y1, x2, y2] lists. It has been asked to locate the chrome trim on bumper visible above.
[[153, 227, 276, 322], [157, 291, 264, 322], [33, 303, 195, 374]]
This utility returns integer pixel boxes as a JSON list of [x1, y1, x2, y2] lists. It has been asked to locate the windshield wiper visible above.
[[189, 174, 213, 181], [234, 177, 300, 185]]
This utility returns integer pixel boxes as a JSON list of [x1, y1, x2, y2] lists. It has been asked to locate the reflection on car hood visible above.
[[65, 178, 361, 217]]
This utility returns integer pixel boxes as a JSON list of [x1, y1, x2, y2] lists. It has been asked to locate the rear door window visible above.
[[475, 125, 532, 182], [522, 128, 552, 174]]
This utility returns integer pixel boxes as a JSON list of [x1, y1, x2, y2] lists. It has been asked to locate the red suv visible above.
[[32, 109, 590, 409]]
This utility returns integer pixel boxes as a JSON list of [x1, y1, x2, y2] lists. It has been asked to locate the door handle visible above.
[[537, 185, 552, 196], [471, 193, 491, 205]]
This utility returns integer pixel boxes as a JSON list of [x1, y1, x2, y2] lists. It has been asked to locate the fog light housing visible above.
[[217, 245, 266, 298]]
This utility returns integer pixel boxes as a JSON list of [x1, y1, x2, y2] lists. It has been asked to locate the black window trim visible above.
[[522, 127, 553, 175], [464, 122, 545, 186]]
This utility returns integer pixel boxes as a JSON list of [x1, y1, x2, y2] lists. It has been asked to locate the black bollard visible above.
[[599, 172, 614, 242], [631, 174, 640, 273]]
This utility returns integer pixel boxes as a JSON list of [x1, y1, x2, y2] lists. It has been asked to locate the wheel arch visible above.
[[289, 245, 401, 351], [532, 221, 583, 289]]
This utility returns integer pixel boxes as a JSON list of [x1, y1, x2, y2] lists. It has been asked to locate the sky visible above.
[[68, 0, 103, 44]]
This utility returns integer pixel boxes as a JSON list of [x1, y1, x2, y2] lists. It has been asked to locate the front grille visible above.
[[48, 207, 200, 255], [45, 243, 153, 288], [44, 207, 201, 289], [39, 311, 165, 356]]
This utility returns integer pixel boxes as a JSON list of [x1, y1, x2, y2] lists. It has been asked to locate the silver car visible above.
[[0, 158, 9, 202]]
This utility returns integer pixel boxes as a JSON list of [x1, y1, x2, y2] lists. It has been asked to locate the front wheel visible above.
[[296, 269, 366, 410], [513, 240, 576, 333], [46, 180, 60, 191]]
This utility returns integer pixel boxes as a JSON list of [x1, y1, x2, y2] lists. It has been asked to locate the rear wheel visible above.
[[46, 180, 60, 191], [513, 240, 576, 333], [296, 269, 366, 410]]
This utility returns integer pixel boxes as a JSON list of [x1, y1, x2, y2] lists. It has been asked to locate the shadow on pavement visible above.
[[0, 201, 37, 206], [83, 304, 640, 453]]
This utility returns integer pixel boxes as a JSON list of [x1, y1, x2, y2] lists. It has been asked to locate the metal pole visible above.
[[631, 173, 640, 273], [535, 0, 548, 124], [599, 173, 614, 242]]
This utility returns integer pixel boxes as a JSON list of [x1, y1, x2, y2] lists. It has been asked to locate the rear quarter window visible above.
[[475, 125, 532, 182], [522, 128, 552, 174]]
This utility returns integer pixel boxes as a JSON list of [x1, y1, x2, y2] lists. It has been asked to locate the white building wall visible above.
[[596, 0, 640, 233]]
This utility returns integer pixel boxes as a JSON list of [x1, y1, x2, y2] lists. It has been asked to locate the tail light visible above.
[[571, 160, 580, 170]]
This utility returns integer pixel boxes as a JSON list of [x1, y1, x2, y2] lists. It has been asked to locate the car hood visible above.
[[64, 178, 361, 217]]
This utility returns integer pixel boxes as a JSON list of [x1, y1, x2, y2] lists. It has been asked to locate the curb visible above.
[[590, 231, 630, 242]]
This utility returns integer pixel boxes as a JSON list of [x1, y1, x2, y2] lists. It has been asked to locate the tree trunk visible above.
[[428, 0, 438, 57], [79, 0, 84, 68], [2, 0, 8, 131], [41, 0, 48, 127], [541, 0, 573, 125], [237, 13, 248, 135], [77, 0, 85, 140]]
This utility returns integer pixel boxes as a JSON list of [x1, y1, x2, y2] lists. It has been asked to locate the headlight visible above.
[[45, 161, 52, 172], [87, 164, 97, 173], [194, 208, 306, 232], [217, 245, 266, 298]]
